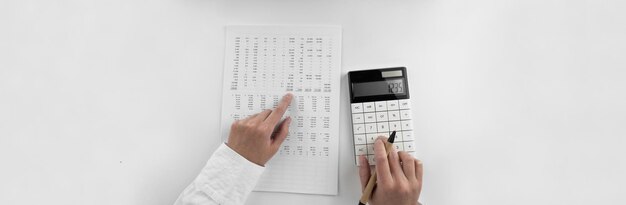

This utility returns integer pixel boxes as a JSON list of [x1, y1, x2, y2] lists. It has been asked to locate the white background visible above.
[[1, 0, 625, 204]]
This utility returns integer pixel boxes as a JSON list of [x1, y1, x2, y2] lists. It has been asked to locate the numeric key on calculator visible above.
[[388, 121, 401, 132], [393, 142, 404, 151], [365, 123, 377, 133], [368, 155, 376, 165], [366, 133, 378, 144], [377, 122, 389, 133]]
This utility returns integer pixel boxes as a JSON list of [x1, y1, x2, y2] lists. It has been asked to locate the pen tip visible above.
[[388, 131, 396, 143]]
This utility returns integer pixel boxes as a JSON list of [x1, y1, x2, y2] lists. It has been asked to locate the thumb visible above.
[[358, 155, 371, 190], [271, 117, 291, 150]]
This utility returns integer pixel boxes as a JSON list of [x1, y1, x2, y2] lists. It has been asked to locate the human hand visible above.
[[359, 138, 423, 205], [226, 93, 293, 166]]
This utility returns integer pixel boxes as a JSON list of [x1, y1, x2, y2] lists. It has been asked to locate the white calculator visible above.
[[349, 67, 415, 165]]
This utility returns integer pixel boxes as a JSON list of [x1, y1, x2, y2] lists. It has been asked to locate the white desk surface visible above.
[[2, 0, 626, 204]]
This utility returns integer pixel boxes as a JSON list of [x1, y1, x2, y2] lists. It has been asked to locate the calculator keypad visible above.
[[352, 99, 416, 165]]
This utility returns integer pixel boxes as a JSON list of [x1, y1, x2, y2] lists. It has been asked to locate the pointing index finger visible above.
[[265, 93, 293, 125]]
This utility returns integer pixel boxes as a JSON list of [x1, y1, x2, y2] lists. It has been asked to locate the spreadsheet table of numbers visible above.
[[220, 26, 341, 195]]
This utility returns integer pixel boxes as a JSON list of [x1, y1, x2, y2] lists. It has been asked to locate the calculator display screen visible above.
[[352, 79, 405, 97]]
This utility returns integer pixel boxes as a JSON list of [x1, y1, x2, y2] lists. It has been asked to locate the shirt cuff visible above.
[[195, 143, 265, 205]]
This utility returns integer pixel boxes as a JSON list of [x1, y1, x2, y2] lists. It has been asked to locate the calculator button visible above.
[[351, 103, 364, 113], [398, 99, 411, 110], [366, 133, 378, 143], [393, 142, 404, 151], [377, 122, 389, 133], [368, 155, 376, 165], [404, 142, 416, 152], [387, 100, 399, 110], [352, 113, 364, 123], [388, 121, 401, 132], [388, 110, 400, 121], [365, 123, 377, 133], [355, 145, 367, 155], [375, 111, 388, 122], [394, 131, 404, 141], [353, 124, 365, 134], [375, 101, 388, 111], [401, 120, 413, 131], [367, 144, 375, 155], [400, 110, 412, 120], [363, 102, 375, 112], [403, 131, 414, 141], [354, 134, 366, 145], [364, 113, 376, 123]]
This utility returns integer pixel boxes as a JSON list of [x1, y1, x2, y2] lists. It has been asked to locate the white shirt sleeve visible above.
[[174, 143, 265, 205]]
